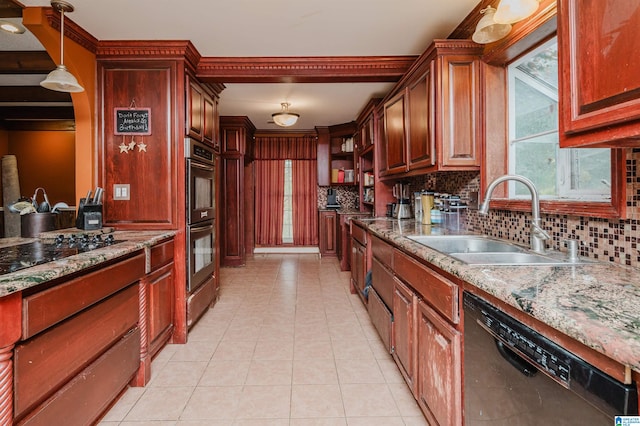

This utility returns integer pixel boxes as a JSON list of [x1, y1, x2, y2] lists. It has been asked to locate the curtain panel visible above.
[[254, 135, 317, 160], [254, 159, 285, 246], [292, 160, 318, 246]]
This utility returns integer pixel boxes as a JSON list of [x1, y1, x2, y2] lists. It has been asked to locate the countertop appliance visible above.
[[463, 291, 638, 425], [325, 188, 340, 209], [0, 234, 120, 275], [392, 182, 412, 219]]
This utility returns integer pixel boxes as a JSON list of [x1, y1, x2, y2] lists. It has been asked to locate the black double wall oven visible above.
[[185, 138, 216, 292]]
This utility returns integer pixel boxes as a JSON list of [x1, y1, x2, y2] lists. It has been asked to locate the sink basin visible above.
[[406, 235, 526, 254], [448, 252, 573, 266]]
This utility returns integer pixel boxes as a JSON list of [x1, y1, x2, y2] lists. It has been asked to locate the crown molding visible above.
[[44, 7, 98, 54], [96, 40, 201, 69], [197, 55, 418, 83]]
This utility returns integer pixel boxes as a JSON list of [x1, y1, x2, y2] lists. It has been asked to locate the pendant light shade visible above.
[[272, 102, 300, 127], [472, 6, 512, 44], [493, 0, 540, 24], [40, 0, 84, 93]]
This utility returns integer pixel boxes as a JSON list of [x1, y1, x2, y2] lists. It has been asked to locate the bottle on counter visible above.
[[421, 191, 434, 225]]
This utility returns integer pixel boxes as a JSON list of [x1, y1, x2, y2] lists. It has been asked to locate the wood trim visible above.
[[196, 56, 417, 83], [43, 7, 98, 54], [96, 40, 201, 71], [0, 51, 56, 73]]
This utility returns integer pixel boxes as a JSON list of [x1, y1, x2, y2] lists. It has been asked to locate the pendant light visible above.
[[40, 0, 84, 93], [493, 0, 540, 25], [272, 102, 300, 127], [472, 6, 512, 44]]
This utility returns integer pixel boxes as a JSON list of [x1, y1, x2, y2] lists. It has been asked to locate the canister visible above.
[[421, 191, 434, 225]]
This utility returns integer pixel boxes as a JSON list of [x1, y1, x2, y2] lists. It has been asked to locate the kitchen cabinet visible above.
[[416, 300, 462, 426], [379, 40, 482, 177], [220, 116, 255, 267], [319, 210, 338, 256], [350, 221, 369, 302], [392, 277, 418, 393], [12, 251, 145, 425], [327, 121, 357, 185], [187, 77, 220, 151], [337, 212, 371, 271], [558, 0, 640, 147]]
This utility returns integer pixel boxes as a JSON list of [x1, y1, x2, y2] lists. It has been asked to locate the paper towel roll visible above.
[[2, 155, 22, 237]]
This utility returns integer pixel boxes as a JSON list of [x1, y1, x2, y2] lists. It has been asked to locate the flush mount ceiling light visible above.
[[472, 6, 512, 44], [0, 20, 25, 34], [493, 0, 540, 24], [40, 0, 84, 93], [271, 102, 300, 127]]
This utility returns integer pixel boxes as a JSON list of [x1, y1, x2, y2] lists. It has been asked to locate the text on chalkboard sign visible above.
[[114, 108, 151, 135]]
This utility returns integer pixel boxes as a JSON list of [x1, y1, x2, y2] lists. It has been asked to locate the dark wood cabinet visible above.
[[187, 80, 204, 140], [350, 222, 368, 302], [416, 300, 462, 426], [558, 0, 640, 147], [379, 40, 482, 178], [392, 277, 417, 393], [382, 91, 408, 176], [203, 93, 219, 151], [319, 210, 337, 256]]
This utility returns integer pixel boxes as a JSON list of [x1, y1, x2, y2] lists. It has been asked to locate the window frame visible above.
[[481, 26, 626, 219]]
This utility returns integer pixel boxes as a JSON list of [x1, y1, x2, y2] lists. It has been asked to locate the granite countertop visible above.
[[0, 228, 177, 298], [356, 217, 640, 373]]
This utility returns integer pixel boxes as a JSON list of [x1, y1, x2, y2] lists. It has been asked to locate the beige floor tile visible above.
[[331, 339, 374, 360], [245, 359, 293, 385], [211, 339, 257, 361], [346, 417, 405, 426], [253, 338, 294, 360], [100, 387, 146, 421], [199, 359, 251, 386], [176, 420, 232, 425], [377, 358, 407, 384], [402, 415, 430, 425], [335, 358, 386, 384], [293, 358, 339, 384], [180, 386, 242, 420], [340, 383, 400, 417], [387, 383, 424, 417], [293, 339, 334, 360], [235, 385, 291, 419], [150, 361, 207, 387], [289, 418, 347, 426], [170, 341, 217, 362], [118, 421, 178, 426], [233, 419, 289, 426], [290, 384, 345, 418], [124, 387, 193, 421]]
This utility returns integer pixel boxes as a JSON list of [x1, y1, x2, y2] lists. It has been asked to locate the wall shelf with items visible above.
[[329, 121, 357, 185]]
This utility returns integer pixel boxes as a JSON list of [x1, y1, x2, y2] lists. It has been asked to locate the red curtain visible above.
[[292, 160, 318, 246], [254, 160, 285, 246], [254, 136, 317, 160]]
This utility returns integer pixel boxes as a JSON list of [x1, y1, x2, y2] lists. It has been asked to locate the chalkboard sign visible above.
[[114, 108, 151, 135]]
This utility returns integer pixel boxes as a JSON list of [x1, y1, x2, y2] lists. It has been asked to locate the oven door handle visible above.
[[189, 160, 214, 172]]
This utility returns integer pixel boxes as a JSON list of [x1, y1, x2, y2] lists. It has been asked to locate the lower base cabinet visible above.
[[367, 287, 392, 352], [416, 300, 462, 426], [392, 277, 417, 393]]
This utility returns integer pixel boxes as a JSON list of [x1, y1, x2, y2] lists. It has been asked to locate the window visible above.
[[507, 37, 611, 201], [282, 159, 293, 243]]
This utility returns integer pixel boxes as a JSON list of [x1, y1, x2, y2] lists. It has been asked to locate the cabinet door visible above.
[[203, 94, 215, 146], [559, 0, 640, 146], [382, 91, 408, 175], [148, 262, 175, 351], [439, 54, 480, 168], [187, 81, 204, 140], [407, 66, 435, 171], [416, 300, 462, 426], [392, 277, 417, 393], [351, 239, 366, 296], [319, 211, 337, 256]]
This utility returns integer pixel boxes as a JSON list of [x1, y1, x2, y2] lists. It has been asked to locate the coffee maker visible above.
[[392, 182, 412, 219], [325, 188, 340, 209]]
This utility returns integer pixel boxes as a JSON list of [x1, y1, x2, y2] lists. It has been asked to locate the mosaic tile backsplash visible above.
[[401, 149, 640, 268], [317, 185, 359, 210]]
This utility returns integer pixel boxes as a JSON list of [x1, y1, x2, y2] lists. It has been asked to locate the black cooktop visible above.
[[0, 234, 121, 275]]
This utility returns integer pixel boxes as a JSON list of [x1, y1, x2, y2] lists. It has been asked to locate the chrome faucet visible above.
[[478, 175, 550, 254]]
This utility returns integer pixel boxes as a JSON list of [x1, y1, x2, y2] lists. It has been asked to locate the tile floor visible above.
[[100, 254, 428, 425]]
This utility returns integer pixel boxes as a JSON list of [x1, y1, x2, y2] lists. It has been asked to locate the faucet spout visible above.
[[479, 175, 549, 253]]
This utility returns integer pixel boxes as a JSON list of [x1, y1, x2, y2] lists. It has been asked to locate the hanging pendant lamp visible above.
[[40, 0, 84, 93], [272, 102, 300, 127]]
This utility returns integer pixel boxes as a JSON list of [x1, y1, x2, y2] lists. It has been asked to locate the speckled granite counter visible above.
[[355, 217, 640, 373], [0, 229, 176, 298]]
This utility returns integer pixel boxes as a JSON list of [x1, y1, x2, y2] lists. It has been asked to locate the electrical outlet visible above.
[[113, 184, 130, 200]]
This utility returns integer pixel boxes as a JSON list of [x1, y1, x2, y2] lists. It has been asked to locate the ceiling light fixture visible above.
[[271, 102, 300, 127], [0, 20, 26, 34], [493, 0, 540, 24], [472, 6, 512, 44], [40, 0, 84, 93]]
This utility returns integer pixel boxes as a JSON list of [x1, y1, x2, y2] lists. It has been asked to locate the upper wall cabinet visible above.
[[379, 40, 483, 178], [558, 0, 640, 147], [187, 76, 220, 151]]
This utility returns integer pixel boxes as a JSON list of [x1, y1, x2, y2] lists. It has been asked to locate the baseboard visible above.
[[253, 247, 320, 254]]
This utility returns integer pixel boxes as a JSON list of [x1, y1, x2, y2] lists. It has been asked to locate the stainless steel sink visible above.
[[406, 235, 527, 254]]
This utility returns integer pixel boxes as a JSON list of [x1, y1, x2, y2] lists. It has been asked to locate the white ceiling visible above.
[[12, 0, 480, 129]]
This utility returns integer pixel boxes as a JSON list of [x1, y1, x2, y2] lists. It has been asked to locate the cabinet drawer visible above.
[[371, 256, 394, 310], [22, 252, 145, 338], [371, 234, 393, 268], [393, 251, 459, 324], [367, 287, 392, 353], [150, 238, 174, 271], [351, 222, 367, 246], [15, 285, 139, 417]]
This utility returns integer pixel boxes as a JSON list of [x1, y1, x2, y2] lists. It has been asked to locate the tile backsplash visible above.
[[317, 185, 359, 210], [402, 149, 640, 268]]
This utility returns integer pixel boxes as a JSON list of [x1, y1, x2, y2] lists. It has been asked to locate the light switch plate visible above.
[[113, 184, 130, 200]]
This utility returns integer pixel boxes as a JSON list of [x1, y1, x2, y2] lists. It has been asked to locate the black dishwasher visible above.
[[463, 291, 638, 425]]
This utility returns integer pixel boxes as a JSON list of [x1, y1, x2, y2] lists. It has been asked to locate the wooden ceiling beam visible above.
[[0, 51, 56, 74], [0, 86, 71, 102], [196, 55, 418, 83], [0, 106, 74, 120]]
